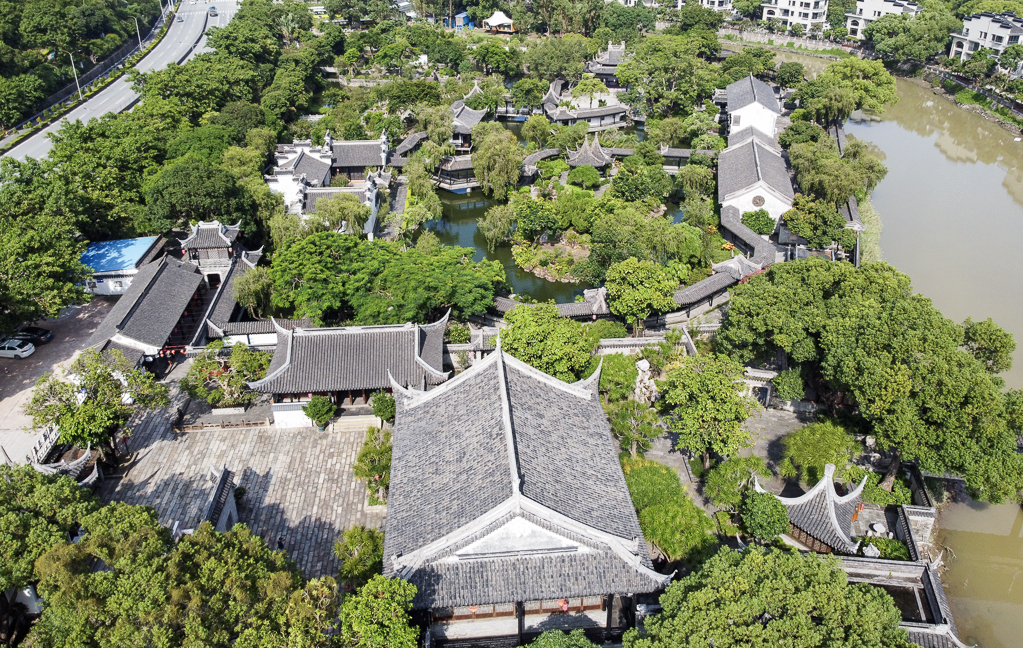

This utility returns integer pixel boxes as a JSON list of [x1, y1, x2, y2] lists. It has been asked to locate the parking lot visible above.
[[0, 298, 114, 464]]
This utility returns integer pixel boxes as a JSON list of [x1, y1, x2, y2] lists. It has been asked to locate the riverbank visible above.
[[857, 196, 882, 264], [911, 74, 1023, 137]]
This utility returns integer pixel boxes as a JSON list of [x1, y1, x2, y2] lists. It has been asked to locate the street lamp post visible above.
[[133, 17, 143, 49], [68, 53, 84, 102]]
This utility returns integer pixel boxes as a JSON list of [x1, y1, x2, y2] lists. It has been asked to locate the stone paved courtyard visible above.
[[100, 392, 384, 578]]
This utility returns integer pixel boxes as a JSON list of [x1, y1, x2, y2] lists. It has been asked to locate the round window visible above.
[[752, 195, 765, 207]]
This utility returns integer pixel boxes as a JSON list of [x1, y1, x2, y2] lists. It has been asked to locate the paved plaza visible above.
[[100, 392, 384, 578]]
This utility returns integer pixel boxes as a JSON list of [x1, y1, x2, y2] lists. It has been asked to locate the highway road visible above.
[[4, 1, 240, 162]]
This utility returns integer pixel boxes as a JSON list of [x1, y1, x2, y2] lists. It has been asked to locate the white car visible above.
[[0, 338, 35, 359]]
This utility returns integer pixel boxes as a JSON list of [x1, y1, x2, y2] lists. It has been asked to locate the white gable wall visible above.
[[722, 183, 792, 222], [730, 104, 778, 139]]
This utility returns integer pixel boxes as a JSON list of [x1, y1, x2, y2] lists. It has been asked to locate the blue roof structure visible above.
[[81, 237, 160, 274]]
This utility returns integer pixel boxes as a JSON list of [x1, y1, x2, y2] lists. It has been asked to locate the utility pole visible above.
[[68, 53, 83, 102], [133, 17, 143, 49]]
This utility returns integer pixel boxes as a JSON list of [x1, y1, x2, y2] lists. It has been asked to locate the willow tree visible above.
[[471, 126, 524, 200]]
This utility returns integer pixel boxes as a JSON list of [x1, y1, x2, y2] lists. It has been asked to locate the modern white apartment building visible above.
[[845, 0, 918, 39], [761, 0, 829, 32], [949, 11, 1023, 60], [697, 0, 734, 12]]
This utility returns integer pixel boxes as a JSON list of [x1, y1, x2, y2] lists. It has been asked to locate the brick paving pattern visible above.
[[100, 391, 384, 578]]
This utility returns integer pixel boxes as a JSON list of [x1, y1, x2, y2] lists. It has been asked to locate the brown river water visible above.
[[775, 50, 1023, 647], [845, 78, 1023, 648]]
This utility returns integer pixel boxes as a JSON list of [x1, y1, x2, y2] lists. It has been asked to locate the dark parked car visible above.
[[14, 326, 53, 345]]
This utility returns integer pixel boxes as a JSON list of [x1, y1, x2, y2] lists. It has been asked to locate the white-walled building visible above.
[[697, 0, 733, 12], [845, 0, 918, 39], [949, 11, 1023, 61], [718, 133, 795, 223], [761, 0, 829, 31], [726, 75, 781, 138]]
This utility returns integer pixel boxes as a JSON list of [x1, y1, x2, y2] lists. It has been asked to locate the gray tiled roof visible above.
[[390, 182, 408, 216], [718, 137, 794, 201], [403, 513, 660, 609], [101, 340, 145, 366], [248, 312, 449, 394], [180, 221, 241, 249], [728, 125, 778, 150], [332, 140, 385, 168], [208, 318, 313, 338], [720, 205, 780, 266], [87, 259, 203, 351], [384, 351, 668, 609], [549, 104, 628, 121], [726, 75, 780, 114], [673, 272, 735, 307], [440, 155, 474, 171], [567, 135, 612, 168], [203, 467, 234, 525], [522, 148, 562, 166], [452, 103, 487, 134], [756, 463, 865, 554], [905, 628, 966, 648], [492, 289, 611, 319], [304, 187, 367, 214], [277, 149, 332, 186], [395, 131, 428, 155]]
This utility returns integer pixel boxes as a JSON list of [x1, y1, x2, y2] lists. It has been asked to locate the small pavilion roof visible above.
[[180, 221, 241, 250], [451, 102, 488, 134], [755, 463, 866, 554], [567, 134, 612, 168]]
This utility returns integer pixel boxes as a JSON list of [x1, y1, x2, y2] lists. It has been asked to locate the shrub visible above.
[[705, 456, 769, 511], [778, 420, 859, 484], [861, 536, 911, 561], [592, 352, 638, 404], [848, 466, 912, 506], [371, 391, 396, 423], [353, 427, 392, 503], [531, 629, 599, 648], [622, 458, 716, 564], [585, 319, 628, 343], [715, 510, 740, 536], [740, 491, 790, 542], [741, 209, 775, 235], [302, 395, 336, 428], [180, 341, 271, 408], [568, 164, 602, 189], [772, 367, 805, 401], [778, 121, 827, 149], [446, 322, 471, 344], [333, 525, 385, 590]]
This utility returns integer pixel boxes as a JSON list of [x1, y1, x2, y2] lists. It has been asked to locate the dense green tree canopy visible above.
[[716, 258, 1023, 502], [25, 349, 170, 452], [605, 257, 678, 335], [625, 547, 914, 648], [0, 466, 100, 594], [500, 303, 596, 381], [658, 354, 758, 468], [864, 9, 960, 63], [795, 58, 898, 124], [0, 166, 90, 333], [617, 35, 721, 117], [269, 232, 504, 325], [740, 491, 790, 542]]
